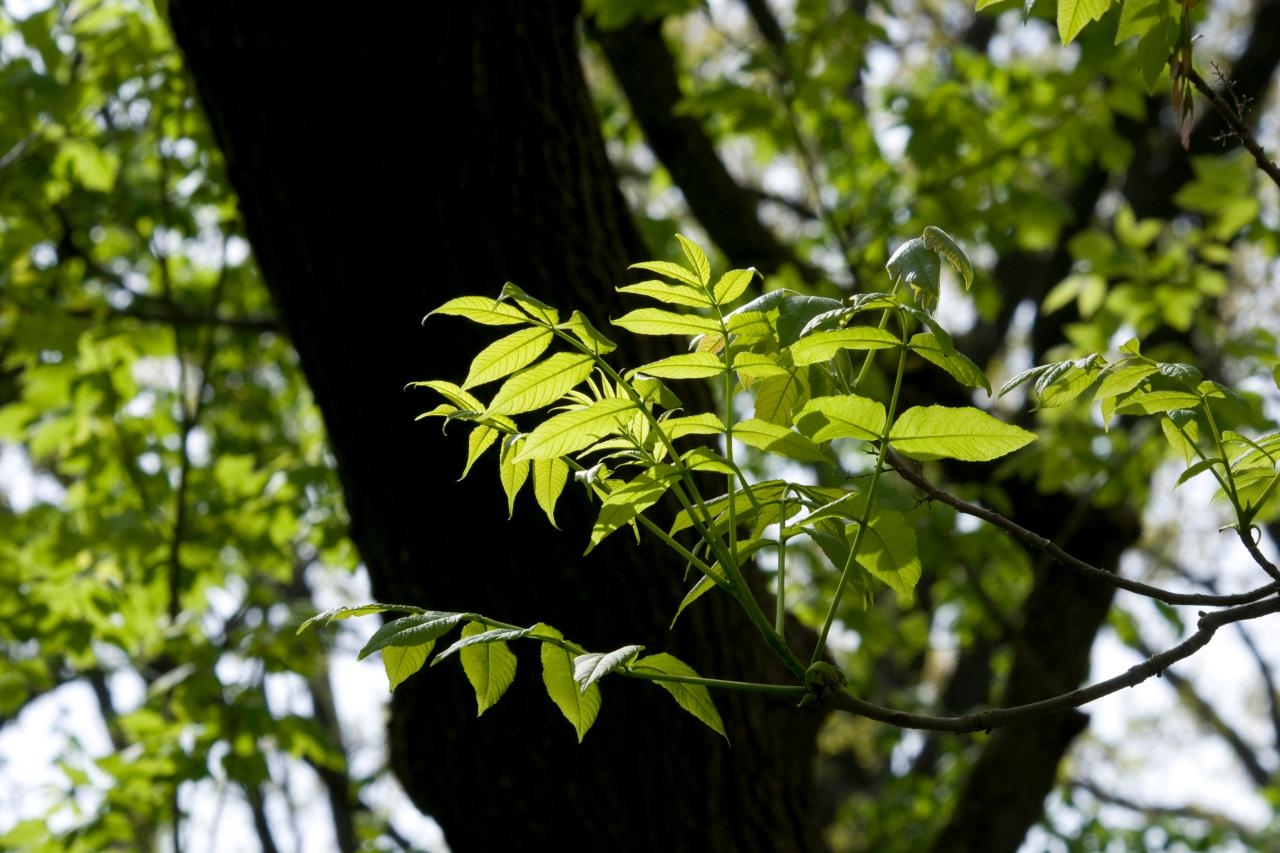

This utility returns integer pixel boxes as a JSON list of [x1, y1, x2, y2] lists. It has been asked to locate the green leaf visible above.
[[613, 308, 721, 337], [724, 310, 774, 344], [680, 446, 738, 475], [1034, 355, 1103, 407], [1116, 0, 1170, 43], [670, 480, 789, 535], [461, 424, 501, 479], [533, 457, 570, 527], [617, 280, 713, 309], [733, 418, 833, 464], [1160, 413, 1200, 463], [731, 351, 789, 380], [662, 412, 727, 440], [459, 621, 518, 715], [997, 364, 1056, 398], [499, 437, 530, 516], [409, 380, 485, 413], [889, 406, 1038, 461], [753, 369, 808, 427], [922, 226, 974, 291], [297, 603, 425, 634], [382, 643, 431, 691], [1175, 458, 1223, 488], [629, 259, 703, 288], [498, 282, 560, 324], [886, 237, 940, 310], [855, 510, 922, 603], [428, 295, 531, 326], [538, 625, 602, 741], [485, 352, 595, 416], [516, 397, 636, 460], [632, 351, 726, 379], [713, 268, 757, 304], [558, 310, 618, 354], [676, 234, 712, 286], [908, 333, 991, 393], [788, 327, 901, 366], [794, 395, 887, 442], [1094, 361, 1158, 401], [1059, 0, 1114, 44], [672, 575, 719, 625], [574, 645, 644, 692], [1113, 390, 1203, 415], [357, 612, 468, 660], [631, 653, 727, 739], [462, 326, 554, 390], [589, 466, 679, 552], [434, 626, 532, 664]]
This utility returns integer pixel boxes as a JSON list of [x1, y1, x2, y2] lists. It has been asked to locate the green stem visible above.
[[811, 321, 909, 665], [623, 668, 808, 698]]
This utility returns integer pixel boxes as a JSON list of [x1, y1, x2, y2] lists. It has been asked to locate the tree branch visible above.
[[889, 450, 1279, 607], [816, 595, 1280, 732], [1186, 65, 1280, 190]]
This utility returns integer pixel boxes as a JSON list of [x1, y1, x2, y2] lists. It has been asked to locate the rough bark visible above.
[[166, 2, 823, 850]]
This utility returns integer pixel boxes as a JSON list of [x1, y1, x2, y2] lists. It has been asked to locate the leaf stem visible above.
[[812, 318, 909, 665]]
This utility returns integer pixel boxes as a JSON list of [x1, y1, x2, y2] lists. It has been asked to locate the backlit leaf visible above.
[[459, 621, 518, 715], [631, 653, 727, 739], [733, 418, 833, 464], [795, 395, 887, 442], [538, 625, 601, 741], [613, 308, 721, 337], [889, 406, 1037, 461], [462, 326, 554, 390], [533, 457, 570, 527], [382, 644, 430, 691], [486, 352, 594, 416], [428, 296, 531, 326], [516, 398, 636, 460], [789, 327, 901, 366]]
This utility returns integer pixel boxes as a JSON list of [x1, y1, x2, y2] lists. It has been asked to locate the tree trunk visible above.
[[166, 2, 824, 850]]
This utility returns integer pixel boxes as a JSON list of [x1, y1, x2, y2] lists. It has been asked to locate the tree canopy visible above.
[[1, 0, 1279, 851]]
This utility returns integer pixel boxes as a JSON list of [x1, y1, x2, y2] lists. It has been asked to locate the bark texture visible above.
[[166, 3, 823, 850]]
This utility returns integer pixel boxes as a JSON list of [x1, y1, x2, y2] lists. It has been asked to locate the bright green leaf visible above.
[[1058, 0, 1114, 44], [631, 653, 727, 739], [788, 327, 901, 366], [794, 395, 887, 442], [676, 234, 712, 286], [533, 457, 570, 527], [382, 643, 431, 691], [459, 621, 518, 715], [428, 296, 531, 326], [485, 352, 594, 416], [633, 351, 726, 379], [713, 268, 757, 304], [462, 326, 554, 390], [889, 406, 1037, 461], [538, 625, 602, 741], [733, 418, 833, 464], [516, 398, 636, 460], [613, 308, 721, 337]]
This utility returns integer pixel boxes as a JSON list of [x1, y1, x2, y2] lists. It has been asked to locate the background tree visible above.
[[1, 0, 1278, 851]]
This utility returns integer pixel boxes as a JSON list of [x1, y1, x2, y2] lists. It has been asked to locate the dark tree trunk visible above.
[[166, 2, 823, 850]]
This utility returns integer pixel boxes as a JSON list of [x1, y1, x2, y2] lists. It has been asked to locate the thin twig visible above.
[[1186, 65, 1280, 190], [815, 594, 1280, 731], [887, 450, 1279, 607]]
